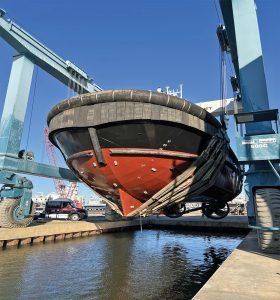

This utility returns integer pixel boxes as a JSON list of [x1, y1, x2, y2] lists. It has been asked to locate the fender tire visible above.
[[255, 188, 280, 253], [0, 198, 34, 228]]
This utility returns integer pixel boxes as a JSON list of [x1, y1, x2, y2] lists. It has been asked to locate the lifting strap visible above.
[[93, 133, 240, 218], [127, 134, 229, 217]]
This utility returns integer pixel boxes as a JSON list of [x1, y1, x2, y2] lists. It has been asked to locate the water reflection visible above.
[[0, 230, 243, 300]]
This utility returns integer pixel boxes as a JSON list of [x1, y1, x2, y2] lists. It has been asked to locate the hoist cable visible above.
[[213, 0, 221, 23], [220, 48, 227, 129], [226, 52, 234, 76], [213, 0, 235, 82]]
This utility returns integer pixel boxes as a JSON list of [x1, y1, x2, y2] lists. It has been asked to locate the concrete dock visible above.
[[0, 217, 140, 248], [194, 232, 280, 300], [0, 215, 248, 249]]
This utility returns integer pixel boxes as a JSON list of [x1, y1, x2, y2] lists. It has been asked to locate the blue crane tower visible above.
[[219, 0, 280, 253], [0, 7, 101, 227]]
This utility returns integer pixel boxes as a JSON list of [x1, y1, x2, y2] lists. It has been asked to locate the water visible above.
[[0, 229, 244, 300]]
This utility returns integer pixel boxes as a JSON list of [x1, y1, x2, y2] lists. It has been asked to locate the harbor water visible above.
[[0, 229, 244, 300]]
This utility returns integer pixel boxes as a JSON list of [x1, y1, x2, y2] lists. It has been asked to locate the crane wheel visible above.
[[0, 198, 34, 228], [255, 188, 280, 254]]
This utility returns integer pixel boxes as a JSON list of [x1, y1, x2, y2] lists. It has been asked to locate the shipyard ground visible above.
[[194, 232, 280, 300], [0, 216, 278, 300]]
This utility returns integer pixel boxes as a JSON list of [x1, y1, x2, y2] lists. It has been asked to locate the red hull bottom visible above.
[[69, 148, 197, 215]]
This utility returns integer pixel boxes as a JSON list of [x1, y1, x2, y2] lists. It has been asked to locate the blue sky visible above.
[[0, 0, 279, 199]]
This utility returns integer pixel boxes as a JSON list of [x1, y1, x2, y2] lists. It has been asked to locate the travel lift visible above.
[[219, 0, 280, 253], [0, 8, 101, 227], [0, 2, 278, 253]]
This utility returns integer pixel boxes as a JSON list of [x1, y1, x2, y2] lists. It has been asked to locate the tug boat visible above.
[[47, 90, 242, 218]]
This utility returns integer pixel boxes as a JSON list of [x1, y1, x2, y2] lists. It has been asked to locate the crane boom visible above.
[[0, 8, 102, 94]]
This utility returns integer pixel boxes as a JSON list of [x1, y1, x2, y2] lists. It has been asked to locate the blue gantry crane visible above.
[[0, 8, 102, 227], [219, 0, 280, 253]]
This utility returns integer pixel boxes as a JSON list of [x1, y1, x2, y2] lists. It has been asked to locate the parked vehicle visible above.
[[34, 206, 45, 219], [44, 198, 87, 221]]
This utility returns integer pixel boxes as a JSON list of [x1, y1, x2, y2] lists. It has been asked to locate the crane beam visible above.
[[0, 153, 78, 181]]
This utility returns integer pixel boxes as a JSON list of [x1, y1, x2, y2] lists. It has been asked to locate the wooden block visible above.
[[143, 103, 152, 119], [100, 104, 109, 123], [167, 107, 180, 122], [72, 232, 81, 238], [116, 102, 126, 121], [134, 102, 143, 119], [125, 102, 134, 120], [108, 102, 117, 122], [20, 238, 32, 246], [92, 104, 101, 125], [32, 236, 44, 244], [61, 109, 74, 127], [181, 112, 191, 127], [86, 107, 95, 123], [55, 234, 65, 241], [88, 230, 98, 236], [6, 239, 19, 247], [44, 235, 55, 242], [64, 233, 73, 239], [160, 106, 168, 120], [175, 110, 183, 123], [81, 231, 89, 237], [151, 105, 160, 120]]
